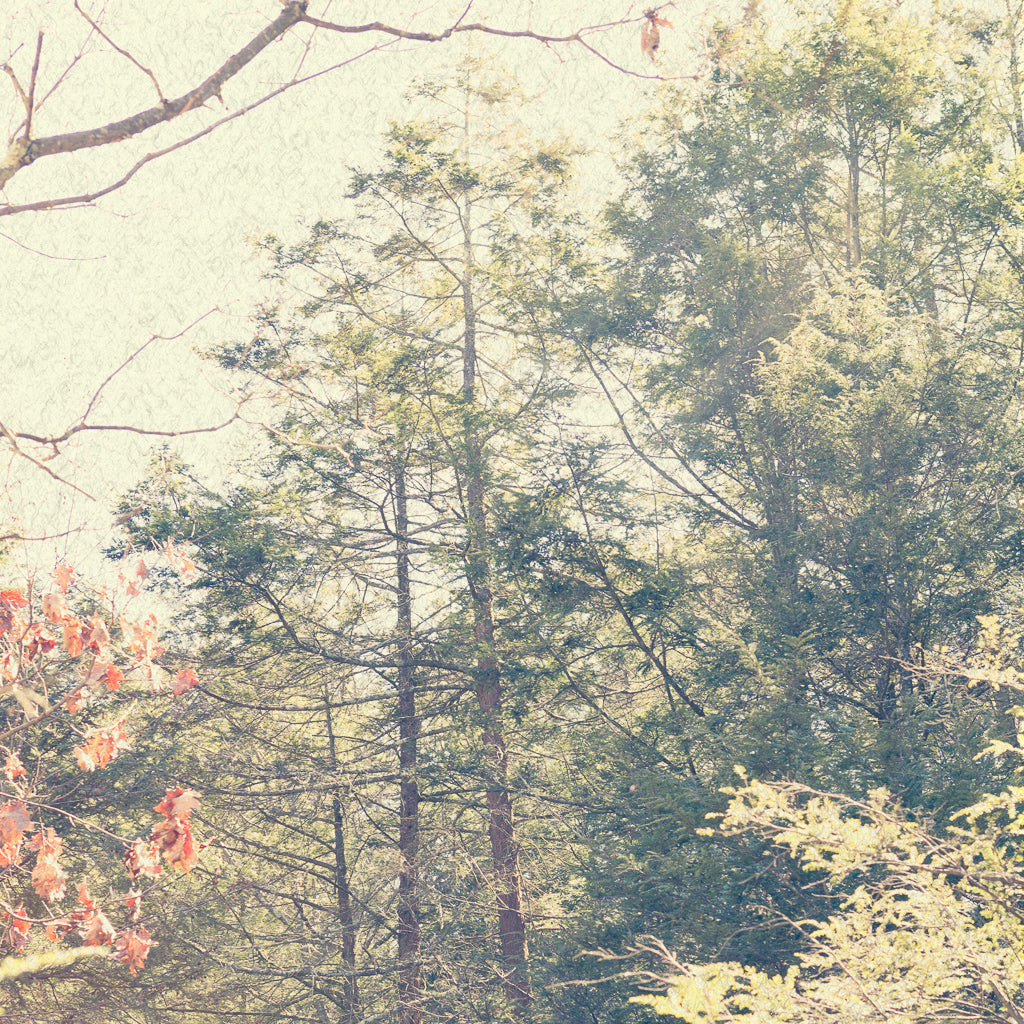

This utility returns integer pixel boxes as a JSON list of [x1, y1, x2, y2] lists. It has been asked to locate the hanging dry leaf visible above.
[[641, 10, 674, 61], [115, 926, 153, 975]]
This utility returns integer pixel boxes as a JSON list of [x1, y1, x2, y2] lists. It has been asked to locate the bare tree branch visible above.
[[0, 3, 677, 201], [2, 312, 248, 499], [0, 1, 311, 190], [0, 44, 377, 218], [23, 32, 43, 140]]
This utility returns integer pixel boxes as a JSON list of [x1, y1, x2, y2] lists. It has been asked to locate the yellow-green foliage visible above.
[[636, 615, 1024, 1023]]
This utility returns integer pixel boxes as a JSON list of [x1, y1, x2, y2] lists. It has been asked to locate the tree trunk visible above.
[[1009, 0, 1024, 152], [459, 204, 532, 1011], [395, 465, 423, 1024], [326, 706, 361, 1024]]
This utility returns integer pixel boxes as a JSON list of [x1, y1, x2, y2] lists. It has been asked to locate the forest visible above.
[[5, 0, 1024, 1022]]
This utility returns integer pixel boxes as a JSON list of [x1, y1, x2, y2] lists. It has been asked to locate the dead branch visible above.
[[0, 43, 374, 218], [0, 1, 311, 190], [0, 3, 675, 202]]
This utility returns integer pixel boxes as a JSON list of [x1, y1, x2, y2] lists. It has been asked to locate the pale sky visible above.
[[1, 0, 720, 577]]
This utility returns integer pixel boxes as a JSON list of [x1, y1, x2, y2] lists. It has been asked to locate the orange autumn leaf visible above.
[[4, 754, 25, 781], [63, 619, 84, 657], [5, 904, 31, 950], [74, 716, 130, 771], [80, 908, 116, 947], [72, 885, 116, 947], [164, 540, 197, 578], [640, 10, 673, 61], [119, 556, 149, 597], [0, 801, 32, 846], [45, 916, 71, 942], [150, 789, 202, 872], [82, 614, 111, 654], [27, 828, 67, 903], [150, 815, 198, 872], [40, 590, 69, 623], [64, 686, 90, 714], [114, 925, 153, 975], [0, 591, 27, 638], [125, 889, 142, 915], [154, 788, 202, 820], [53, 563, 75, 593], [24, 622, 57, 659], [124, 838, 163, 880], [81, 659, 124, 692], [172, 668, 200, 695]]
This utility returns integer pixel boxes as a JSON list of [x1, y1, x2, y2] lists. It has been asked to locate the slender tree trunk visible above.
[[326, 706, 361, 1024], [846, 120, 862, 269], [459, 204, 532, 1011], [1009, 0, 1024, 152], [395, 465, 423, 1024]]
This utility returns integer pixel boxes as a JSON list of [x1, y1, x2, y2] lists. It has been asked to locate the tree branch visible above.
[[0, 2, 310, 190]]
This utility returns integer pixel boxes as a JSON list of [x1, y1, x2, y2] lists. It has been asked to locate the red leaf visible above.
[[172, 668, 200, 695], [53, 563, 75, 594], [41, 591, 69, 624], [0, 590, 28, 608], [4, 754, 25, 781], [114, 925, 153, 975]]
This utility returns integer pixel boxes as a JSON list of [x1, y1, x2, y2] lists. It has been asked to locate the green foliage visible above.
[[636, 764, 1024, 1024]]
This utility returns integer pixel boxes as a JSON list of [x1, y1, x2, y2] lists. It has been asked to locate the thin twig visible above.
[[24, 31, 43, 139], [73, 0, 166, 104], [0, 46, 374, 218]]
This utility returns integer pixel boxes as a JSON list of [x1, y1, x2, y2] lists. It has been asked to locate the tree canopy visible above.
[[6, 0, 1024, 1022]]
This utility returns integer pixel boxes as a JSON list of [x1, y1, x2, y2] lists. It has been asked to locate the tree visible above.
[[524, 0, 1024, 984], [112, 65, 615, 1022]]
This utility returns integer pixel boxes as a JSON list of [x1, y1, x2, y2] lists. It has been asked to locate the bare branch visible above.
[[0, 420, 97, 501], [24, 31, 43, 139], [0, 1, 311, 190], [1, 312, 247, 500], [0, 4, 682, 201], [0, 229, 106, 260], [1, 62, 29, 125], [0, 44, 375, 218]]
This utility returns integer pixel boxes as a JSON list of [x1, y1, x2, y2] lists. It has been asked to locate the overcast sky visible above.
[[1, 0, 719, 576]]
